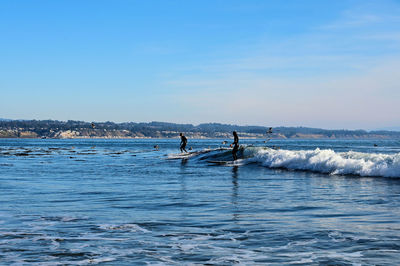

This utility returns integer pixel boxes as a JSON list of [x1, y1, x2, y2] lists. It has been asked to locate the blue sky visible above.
[[1, 0, 399, 129]]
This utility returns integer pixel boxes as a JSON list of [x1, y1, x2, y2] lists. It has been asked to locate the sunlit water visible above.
[[1, 138, 400, 265]]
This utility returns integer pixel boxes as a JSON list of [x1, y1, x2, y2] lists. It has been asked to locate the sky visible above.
[[1, 0, 399, 130]]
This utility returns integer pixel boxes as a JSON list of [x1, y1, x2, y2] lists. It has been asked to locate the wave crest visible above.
[[249, 148, 400, 178]]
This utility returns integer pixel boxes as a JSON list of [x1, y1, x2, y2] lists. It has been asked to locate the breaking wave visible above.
[[167, 146, 400, 178], [246, 147, 400, 178]]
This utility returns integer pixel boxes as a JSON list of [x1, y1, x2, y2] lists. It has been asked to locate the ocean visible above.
[[0, 138, 400, 265]]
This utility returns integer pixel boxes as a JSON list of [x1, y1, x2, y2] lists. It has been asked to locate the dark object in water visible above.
[[374, 144, 378, 147], [15, 153, 30, 156]]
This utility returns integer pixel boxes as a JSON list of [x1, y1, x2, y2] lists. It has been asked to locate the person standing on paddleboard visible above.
[[180, 133, 188, 153], [231, 131, 239, 160]]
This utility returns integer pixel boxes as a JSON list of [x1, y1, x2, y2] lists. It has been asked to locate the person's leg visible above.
[[233, 144, 239, 160]]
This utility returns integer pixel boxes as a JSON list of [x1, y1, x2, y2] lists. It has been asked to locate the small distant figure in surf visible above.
[[91, 123, 95, 129], [179, 133, 188, 153], [264, 127, 273, 143], [230, 131, 239, 160], [154, 145, 159, 150]]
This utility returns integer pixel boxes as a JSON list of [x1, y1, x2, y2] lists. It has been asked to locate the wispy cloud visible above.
[[320, 14, 383, 30], [318, 1, 400, 30], [360, 32, 400, 42], [162, 2, 400, 129], [169, 56, 400, 128]]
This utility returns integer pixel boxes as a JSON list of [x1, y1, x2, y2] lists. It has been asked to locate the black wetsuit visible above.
[[232, 134, 239, 160], [180, 135, 187, 153]]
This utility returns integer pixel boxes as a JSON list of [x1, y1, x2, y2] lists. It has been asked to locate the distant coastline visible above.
[[1, 120, 399, 139]]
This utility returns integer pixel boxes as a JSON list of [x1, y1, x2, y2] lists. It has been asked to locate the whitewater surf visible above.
[[167, 146, 400, 178]]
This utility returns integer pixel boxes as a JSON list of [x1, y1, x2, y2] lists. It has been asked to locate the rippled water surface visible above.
[[1, 138, 400, 265]]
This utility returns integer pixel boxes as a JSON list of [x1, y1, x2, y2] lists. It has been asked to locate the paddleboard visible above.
[[207, 160, 232, 165], [207, 159, 243, 165], [167, 148, 231, 160], [167, 150, 209, 159]]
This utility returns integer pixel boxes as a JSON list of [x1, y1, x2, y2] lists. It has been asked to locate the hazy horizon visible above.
[[1, 1, 399, 130]]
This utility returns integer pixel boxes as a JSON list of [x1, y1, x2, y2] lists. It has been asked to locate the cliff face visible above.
[[0, 130, 38, 138], [0, 128, 396, 139], [0, 120, 399, 139], [51, 129, 140, 139]]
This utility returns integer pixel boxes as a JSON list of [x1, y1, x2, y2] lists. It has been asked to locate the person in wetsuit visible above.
[[231, 131, 239, 160], [179, 133, 188, 153]]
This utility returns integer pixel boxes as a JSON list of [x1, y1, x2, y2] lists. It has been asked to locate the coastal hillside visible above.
[[0, 120, 399, 139]]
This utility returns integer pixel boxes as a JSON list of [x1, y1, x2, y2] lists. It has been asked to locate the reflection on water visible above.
[[180, 158, 188, 167], [231, 166, 239, 222]]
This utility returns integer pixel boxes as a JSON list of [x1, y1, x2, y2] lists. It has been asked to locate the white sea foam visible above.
[[99, 223, 150, 233], [29, 257, 117, 266], [248, 148, 400, 177]]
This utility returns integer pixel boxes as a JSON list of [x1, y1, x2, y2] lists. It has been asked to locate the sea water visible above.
[[0, 138, 399, 265]]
